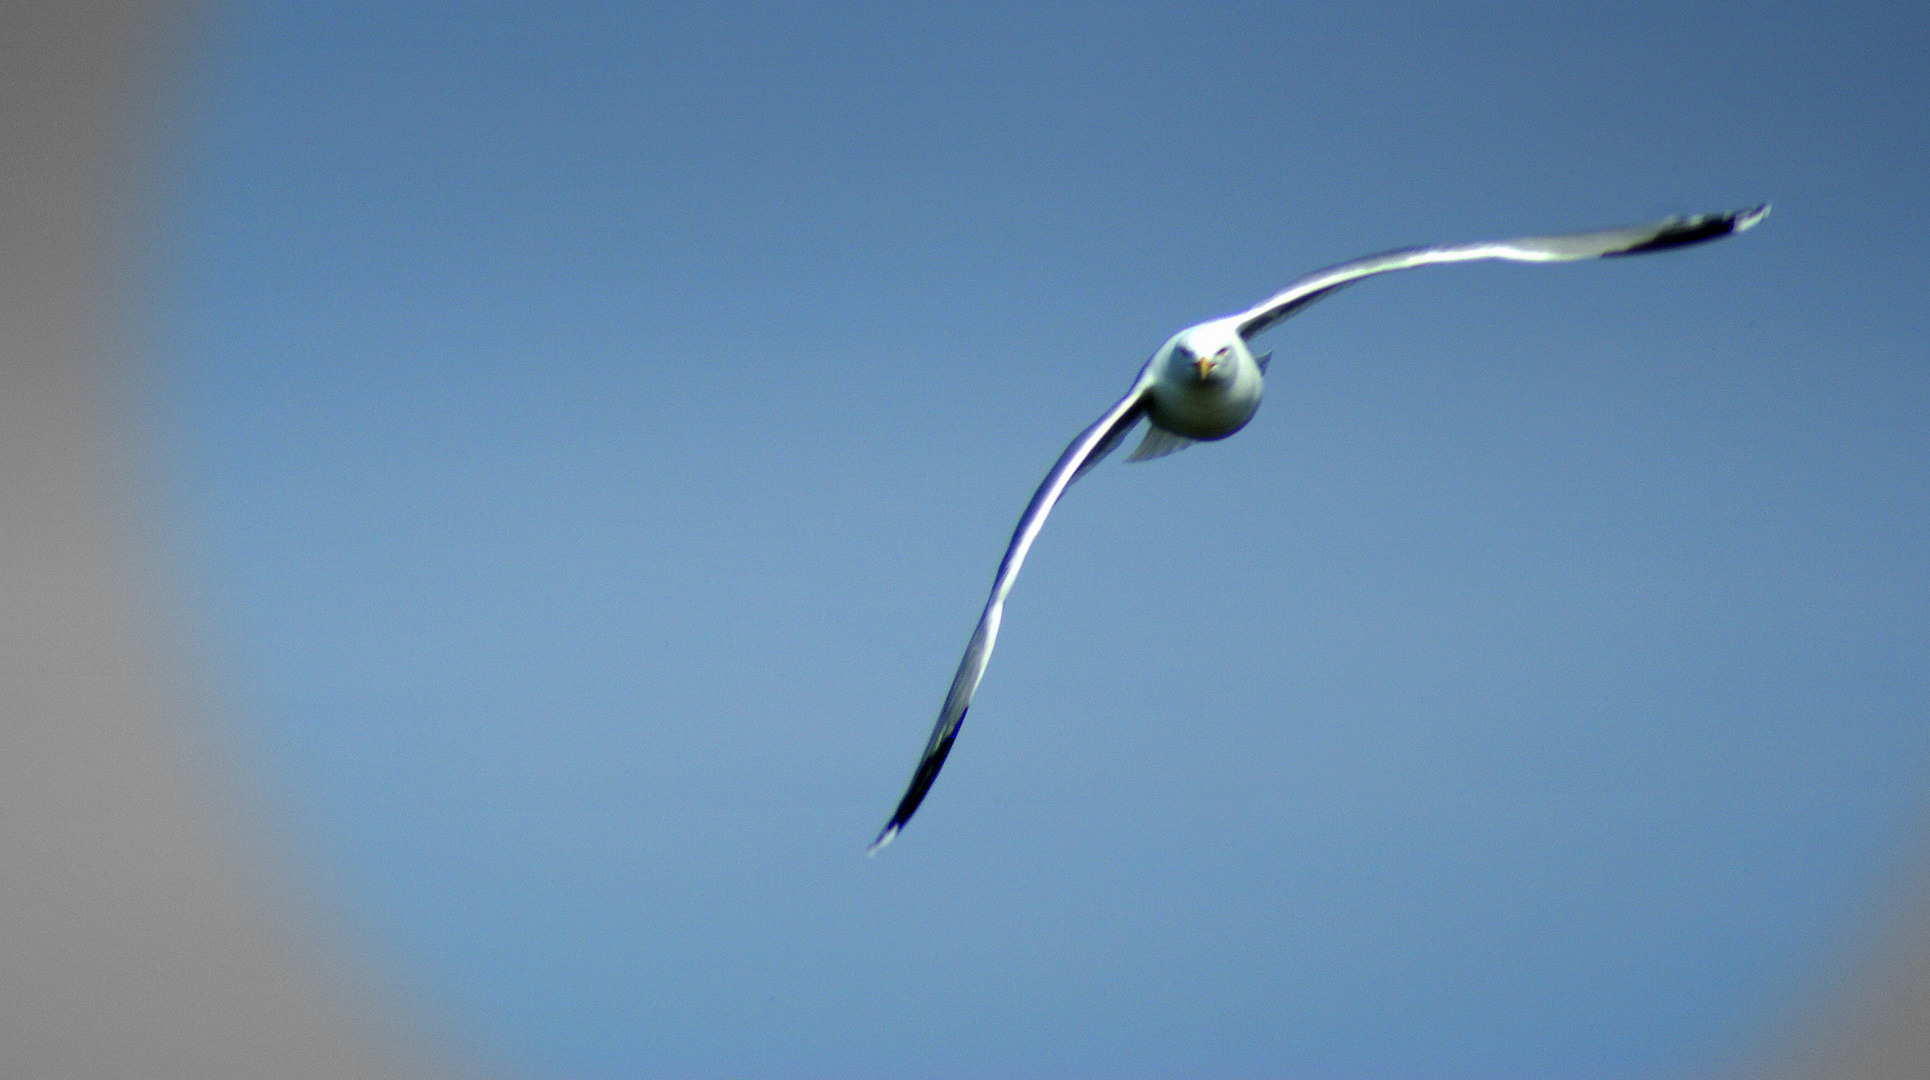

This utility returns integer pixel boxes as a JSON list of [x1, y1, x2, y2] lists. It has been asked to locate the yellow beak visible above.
[[1193, 356, 1215, 380]]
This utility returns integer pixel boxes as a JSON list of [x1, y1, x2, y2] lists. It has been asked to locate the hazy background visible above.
[[143, 2, 1928, 1077]]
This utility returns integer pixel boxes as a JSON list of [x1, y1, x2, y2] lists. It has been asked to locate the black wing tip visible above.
[[1609, 203, 1771, 256], [867, 711, 966, 855]]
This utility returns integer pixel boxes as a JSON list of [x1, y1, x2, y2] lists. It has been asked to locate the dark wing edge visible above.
[[868, 385, 1150, 854], [1236, 204, 1769, 340]]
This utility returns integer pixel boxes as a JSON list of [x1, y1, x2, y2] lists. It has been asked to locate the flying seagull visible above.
[[869, 204, 1769, 854]]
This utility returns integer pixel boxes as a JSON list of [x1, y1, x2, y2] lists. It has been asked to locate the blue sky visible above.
[[148, 2, 1929, 1076]]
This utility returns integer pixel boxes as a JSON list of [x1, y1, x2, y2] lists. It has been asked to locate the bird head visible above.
[[1172, 332, 1239, 384]]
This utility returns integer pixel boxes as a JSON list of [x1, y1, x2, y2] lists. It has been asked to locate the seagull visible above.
[[869, 204, 1769, 854]]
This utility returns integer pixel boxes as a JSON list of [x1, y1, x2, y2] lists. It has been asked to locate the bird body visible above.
[[869, 205, 1769, 854], [1143, 320, 1266, 442]]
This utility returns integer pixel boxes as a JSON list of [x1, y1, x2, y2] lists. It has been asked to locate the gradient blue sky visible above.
[[148, 2, 1929, 1077]]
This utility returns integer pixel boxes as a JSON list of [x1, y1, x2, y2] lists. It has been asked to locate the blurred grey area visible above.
[[1781, 895, 1930, 1080], [0, 1, 423, 1076], [2, 1, 1926, 1078]]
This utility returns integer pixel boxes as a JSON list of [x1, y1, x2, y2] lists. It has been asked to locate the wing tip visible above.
[[1733, 203, 1771, 232], [1607, 202, 1772, 257], [867, 824, 900, 856]]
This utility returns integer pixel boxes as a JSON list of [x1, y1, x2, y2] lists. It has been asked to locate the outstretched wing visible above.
[[1237, 204, 1769, 339], [869, 383, 1151, 853]]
